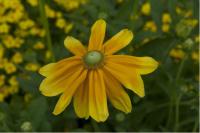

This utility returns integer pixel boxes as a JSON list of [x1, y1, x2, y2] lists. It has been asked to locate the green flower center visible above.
[[83, 51, 104, 69]]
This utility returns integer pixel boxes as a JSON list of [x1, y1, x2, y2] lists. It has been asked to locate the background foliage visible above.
[[0, 0, 199, 132]]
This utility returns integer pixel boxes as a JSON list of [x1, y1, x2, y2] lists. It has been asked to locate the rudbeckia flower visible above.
[[39, 19, 158, 122]]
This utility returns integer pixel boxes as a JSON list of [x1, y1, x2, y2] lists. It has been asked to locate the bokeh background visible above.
[[0, 0, 199, 132]]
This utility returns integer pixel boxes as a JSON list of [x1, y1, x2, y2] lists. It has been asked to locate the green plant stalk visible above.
[[91, 119, 100, 132], [174, 94, 182, 131], [39, 0, 55, 62]]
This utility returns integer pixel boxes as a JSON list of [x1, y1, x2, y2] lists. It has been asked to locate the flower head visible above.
[[39, 19, 158, 122]]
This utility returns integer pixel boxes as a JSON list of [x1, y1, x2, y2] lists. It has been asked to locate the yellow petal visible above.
[[88, 19, 106, 51], [106, 55, 158, 75], [103, 70, 132, 113], [104, 29, 133, 55], [39, 56, 81, 77], [104, 62, 145, 97], [53, 69, 88, 115], [39, 58, 82, 96], [73, 78, 89, 119], [64, 36, 86, 56], [89, 69, 108, 122]]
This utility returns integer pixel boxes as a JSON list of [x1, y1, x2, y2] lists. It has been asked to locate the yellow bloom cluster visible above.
[[162, 13, 172, 32], [141, 2, 151, 16], [144, 21, 157, 32], [54, 0, 87, 11]]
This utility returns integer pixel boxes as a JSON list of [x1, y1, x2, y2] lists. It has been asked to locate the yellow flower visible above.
[[144, 21, 157, 32], [170, 49, 185, 59], [191, 51, 199, 62], [162, 13, 171, 24], [12, 52, 23, 64], [33, 41, 45, 50], [141, 2, 151, 16], [26, 0, 38, 7], [55, 18, 66, 29], [39, 19, 158, 122], [25, 63, 40, 71], [4, 61, 17, 74], [0, 23, 10, 33], [9, 76, 19, 86], [162, 24, 170, 32]]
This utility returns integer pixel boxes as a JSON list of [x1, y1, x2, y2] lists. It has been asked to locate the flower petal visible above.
[[103, 70, 132, 113], [64, 36, 87, 56], [73, 78, 89, 119], [104, 62, 145, 97], [39, 56, 81, 77], [104, 29, 133, 55], [53, 69, 88, 115], [89, 69, 108, 122], [39, 57, 82, 96], [106, 55, 158, 75], [88, 19, 106, 51]]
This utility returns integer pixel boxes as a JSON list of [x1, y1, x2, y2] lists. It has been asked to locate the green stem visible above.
[[175, 54, 188, 81], [39, 0, 55, 62], [174, 94, 182, 131]]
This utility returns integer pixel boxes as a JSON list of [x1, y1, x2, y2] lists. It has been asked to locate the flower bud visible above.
[[175, 20, 193, 38], [20, 121, 32, 132]]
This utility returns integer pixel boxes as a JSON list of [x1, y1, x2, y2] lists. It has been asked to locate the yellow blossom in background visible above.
[[45, 5, 56, 18], [162, 13, 172, 24], [162, 24, 170, 32], [141, 2, 151, 16], [0, 23, 10, 33], [26, 0, 38, 7], [176, 7, 182, 15], [19, 19, 35, 30], [39, 19, 158, 122], [45, 50, 53, 59], [12, 52, 23, 64], [9, 76, 19, 86], [144, 21, 157, 32], [185, 19, 198, 27], [25, 63, 40, 72], [54, 0, 87, 11], [4, 61, 17, 74], [191, 52, 199, 62], [33, 41, 45, 50], [170, 49, 185, 59], [56, 18, 66, 29], [2, 35, 24, 48], [64, 23, 74, 33]]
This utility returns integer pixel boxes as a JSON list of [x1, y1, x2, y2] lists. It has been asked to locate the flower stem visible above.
[[174, 94, 182, 131], [39, 0, 55, 62]]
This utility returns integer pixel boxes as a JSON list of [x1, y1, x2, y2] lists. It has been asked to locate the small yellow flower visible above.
[[9, 76, 19, 86], [141, 2, 151, 16], [144, 21, 157, 32], [45, 5, 56, 18], [33, 41, 45, 50], [25, 63, 40, 72], [4, 62, 17, 74], [56, 18, 66, 29], [26, 0, 38, 7], [170, 49, 185, 59], [39, 19, 158, 122], [0, 23, 10, 33], [64, 23, 74, 33], [162, 13, 172, 24], [191, 51, 199, 62], [162, 24, 170, 32], [12, 52, 23, 64]]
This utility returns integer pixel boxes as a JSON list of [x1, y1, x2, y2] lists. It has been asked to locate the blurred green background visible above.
[[0, 0, 199, 132]]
